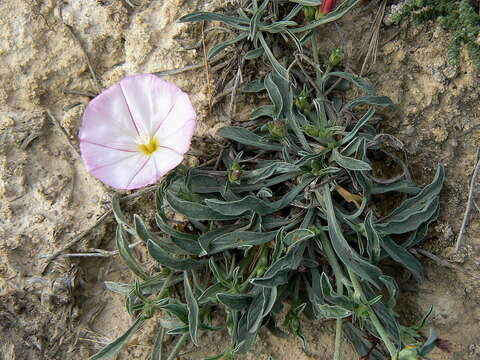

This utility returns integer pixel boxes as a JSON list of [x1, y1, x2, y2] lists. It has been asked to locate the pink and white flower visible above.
[[79, 74, 196, 190]]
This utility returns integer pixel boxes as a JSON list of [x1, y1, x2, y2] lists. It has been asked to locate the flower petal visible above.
[[155, 92, 197, 154], [119, 74, 184, 137], [126, 147, 184, 190], [79, 83, 140, 150]]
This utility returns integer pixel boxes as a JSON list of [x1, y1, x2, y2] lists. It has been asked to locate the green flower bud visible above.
[[329, 48, 344, 67], [303, 6, 317, 23], [397, 346, 419, 360], [228, 162, 241, 184], [294, 93, 308, 111], [304, 124, 319, 137], [267, 119, 286, 138], [142, 303, 154, 319]]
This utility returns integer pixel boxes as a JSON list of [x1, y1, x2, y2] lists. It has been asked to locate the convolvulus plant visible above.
[[84, 1, 446, 360], [392, 0, 480, 69]]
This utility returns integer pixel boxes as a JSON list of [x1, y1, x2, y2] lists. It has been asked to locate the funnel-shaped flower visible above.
[[318, 0, 336, 16], [79, 74, 196, 190]]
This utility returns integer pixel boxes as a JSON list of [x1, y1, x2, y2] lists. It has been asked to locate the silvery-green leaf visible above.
[[243, 79, 266, 92], [178, 11, 249, 31], [208, 32, 249, 59], [343, 96, 394, 110], [165, 191, 238, 221], [160, 303, 189, 324], [150, 327, 165, 360], [264, 72, 283, 118], [419, 328, 438, 356], [206, 230, 278, 255], [322, 185, 382, 287], [382, 237, 425, 281], [331, 148, 372, 171], [89, 317, 144, 360], [147, 240, 207, 270], [245, 47, 265, 60], [217, 293, 253, 311], [105, 281, 131, 295], [116, 225, 148, 280], [249, 105, 275, 120], [218, 126, 283, 151], [184, 272, 199, 346], [364, 212, 381, 263], [316, 304, 352, 319]]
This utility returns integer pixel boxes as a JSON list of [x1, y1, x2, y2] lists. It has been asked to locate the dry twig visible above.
[[359, 0, 387, 76], [454, 147, 480, 252]]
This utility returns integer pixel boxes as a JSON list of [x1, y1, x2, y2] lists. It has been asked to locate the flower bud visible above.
[[303, 6, 317, 23], [397, 346, 419, 360], [304, 124, 319, 137], [228, 168, 241, 184], [294, 93, 308, 111], [317, 0, 336, 18], [329, 48, 344, 67], [267, 119, 286, 138]]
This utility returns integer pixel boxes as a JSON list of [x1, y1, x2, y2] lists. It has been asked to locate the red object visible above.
[[320, 0, 336, 14]]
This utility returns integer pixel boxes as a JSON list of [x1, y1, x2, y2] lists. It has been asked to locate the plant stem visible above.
[[347, 269, 398, 359], [159, 271, 175, 299], [311, 30, 322, 83], [318, 231, 345, 360], [166, 333, 189, 360]]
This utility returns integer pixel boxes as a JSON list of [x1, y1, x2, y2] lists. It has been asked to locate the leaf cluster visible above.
[[91, 1, 446, 360]]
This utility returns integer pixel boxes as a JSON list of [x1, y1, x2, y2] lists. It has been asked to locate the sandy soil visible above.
[[0, 1, 479, 359]]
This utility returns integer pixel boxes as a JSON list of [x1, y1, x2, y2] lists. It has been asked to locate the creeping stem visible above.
[[347, 269, 398, 359], [318, 231, 345, 360]]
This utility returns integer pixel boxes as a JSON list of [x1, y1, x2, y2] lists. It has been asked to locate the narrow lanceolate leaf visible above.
[[184, 272, 200, 346], [178, 12, 249, 31], [204, 180, 311, 216], [264, 73, 283, 118], [244, 162, 299, 184], [206, 231, 278, 255], [249, 105, 275, 120], [247, 290, 266, 333], [89, 317, 145, 360], [376, 165, 444, 234], [116, 225, 148, 280], [321, 71, 375, 95], [165, 191, 238, 221], [251, 232, 314, 287], [208, 32, 249, 59], [339, 108, 375, 146], [419, 328, 438, 356], [150, 327, 165, 360], [331, 148, 372, 171], [322, 185, 382, 287], [104, 281, 131, 295], [291, 0, 360, 33], [217, 126, 283, 151], [243, 79, 266, 93], [217, 293, 253, 311], [316, 304, 352, 319], [343, 96, 394, 110], [382, 237, 425, 281], [364, 212, 381, 263], [147, 240, 207, 270], [112, 194, 134, 234]]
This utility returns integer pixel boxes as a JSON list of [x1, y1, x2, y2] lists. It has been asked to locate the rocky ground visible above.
[[0, 0, 479, 359]]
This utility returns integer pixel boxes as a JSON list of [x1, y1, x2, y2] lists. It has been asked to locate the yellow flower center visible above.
[[138, 137, 159, 155]]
